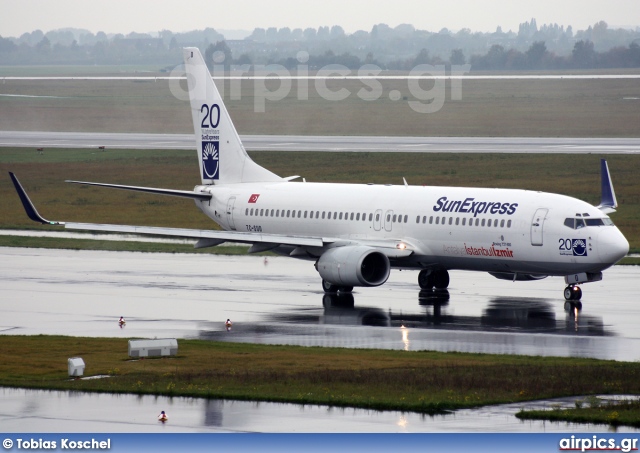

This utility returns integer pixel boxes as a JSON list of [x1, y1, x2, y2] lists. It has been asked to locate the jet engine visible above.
[[317, 246, 390, 287]]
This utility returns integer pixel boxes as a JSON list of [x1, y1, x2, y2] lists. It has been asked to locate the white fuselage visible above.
[[195, 181, 629, 276]]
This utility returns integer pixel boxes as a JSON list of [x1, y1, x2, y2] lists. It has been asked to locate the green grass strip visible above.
[[2, 336, 640, 416]]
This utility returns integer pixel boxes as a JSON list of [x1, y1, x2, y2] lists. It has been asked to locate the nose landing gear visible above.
[[564, 285, 582, 301], [564, 285, 583, 310]]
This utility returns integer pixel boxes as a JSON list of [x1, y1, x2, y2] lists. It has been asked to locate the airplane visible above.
[[9, 47, 629, 309]]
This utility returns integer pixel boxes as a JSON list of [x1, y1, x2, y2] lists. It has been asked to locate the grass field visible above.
[[517, 399, 640, 428], [2, 335, 640, 421], [1, 77, 639, 137]]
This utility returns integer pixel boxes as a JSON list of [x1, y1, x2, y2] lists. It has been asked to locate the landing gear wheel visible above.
[[564, 285, 583, 301], [418, 270, 434, 290], [564, 287, 573, 301], [322, 279, 339, 293], [573, 286, 582, 301], [339, 286, 353, 293], [433, 270, 450, 289]]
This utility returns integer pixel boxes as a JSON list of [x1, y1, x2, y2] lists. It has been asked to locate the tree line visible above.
[[1, 20, 639, 70]]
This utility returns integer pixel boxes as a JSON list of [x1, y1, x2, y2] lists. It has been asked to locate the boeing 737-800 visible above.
[[9, 47, 629, 308]]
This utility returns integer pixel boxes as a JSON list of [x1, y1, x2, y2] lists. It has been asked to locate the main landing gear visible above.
[[322, 279, 353, 294], [418, 269, 450, 290]]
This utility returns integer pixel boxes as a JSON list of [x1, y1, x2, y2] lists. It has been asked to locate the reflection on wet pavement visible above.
[[2, 388, 638, 433]]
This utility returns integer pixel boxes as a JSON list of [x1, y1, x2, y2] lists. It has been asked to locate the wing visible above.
[[9, 172, 413, 258]]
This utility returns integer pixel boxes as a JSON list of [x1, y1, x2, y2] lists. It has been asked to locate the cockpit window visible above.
[[564, 217, 614, 229]]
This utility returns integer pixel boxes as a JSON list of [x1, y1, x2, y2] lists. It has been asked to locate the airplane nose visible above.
[[598, 228, 629, 265]]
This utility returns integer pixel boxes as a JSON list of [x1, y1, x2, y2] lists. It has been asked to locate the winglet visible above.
[[597, 159, 618, 214], [8, 172, 63, 225]]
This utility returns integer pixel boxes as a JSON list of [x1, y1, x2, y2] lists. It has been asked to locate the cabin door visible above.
[[530, 208, 548, 246], [226, 196, 237, 231]]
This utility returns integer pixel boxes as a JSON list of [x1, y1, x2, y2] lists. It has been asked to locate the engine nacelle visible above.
[[317, 246, 390, 287]]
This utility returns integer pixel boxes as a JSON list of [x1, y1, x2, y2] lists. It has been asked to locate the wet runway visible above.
[[2, 247, 640, 432], [1, 131, 640, 153], [2, 388, 638, 433], [1, 247, 639, 360]]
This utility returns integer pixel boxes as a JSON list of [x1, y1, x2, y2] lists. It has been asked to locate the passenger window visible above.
[[333, 212, 337, 220], [404, 215, 408, 223], [429, 216, 433, 224], [449, 217, 453, 225], [455, 217, 459, 226], [507, 220, 512, 228], [350, 213, 354, 221], [339, 213, 343, 220], [304, 211, 308, 218], [500, 219, 505, 228], [436, 217, 440, 225], [475, 218, 480, 226], [481, 219, 486, 227], [358, 213, 361, 221], [422, 216, 426, 224], [276, 210, 279, 217], [270, 209, 274, 216], [392, 214, 397, 222], [462, 218, 466, 226], [416, 215, 420, 224], [442, 217, 446, 225]]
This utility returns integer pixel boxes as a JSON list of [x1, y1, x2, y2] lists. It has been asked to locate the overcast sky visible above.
[[1, 0, 638, 38]]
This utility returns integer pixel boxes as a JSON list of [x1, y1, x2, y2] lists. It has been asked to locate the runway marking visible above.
[[0, 93, 67, 98], [4, 75, 640, 81]]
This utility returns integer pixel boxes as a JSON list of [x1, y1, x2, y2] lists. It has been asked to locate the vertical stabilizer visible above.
[[183, 47, 282, 184]]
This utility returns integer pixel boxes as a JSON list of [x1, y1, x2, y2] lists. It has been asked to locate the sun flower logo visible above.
[[572, 239, 587, 256], [202, 141, 219, 179]]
